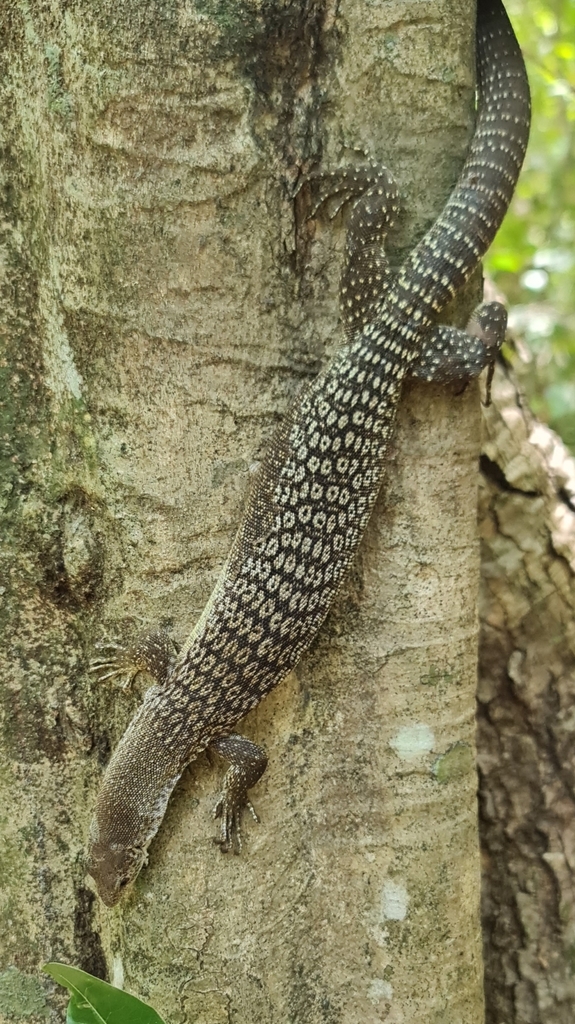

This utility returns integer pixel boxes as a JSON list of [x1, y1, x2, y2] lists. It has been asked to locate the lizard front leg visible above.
[[211, 734, 268, 853], [304, 164, 399, 340], [411, 301, 507, 401], [90, 629, 177, 687]]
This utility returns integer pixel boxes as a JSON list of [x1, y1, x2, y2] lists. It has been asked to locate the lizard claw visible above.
[[89, 649, 139, 689], [296, 166, 398, 221], [89, 629, 177, 689], [213, 792, 259, 854], [209, 735, 267, 853], [298, 171, 359, 219]]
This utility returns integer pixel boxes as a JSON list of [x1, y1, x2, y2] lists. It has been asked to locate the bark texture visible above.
[[1, 1, 486, 1021], [479, 360, 575, 1024]]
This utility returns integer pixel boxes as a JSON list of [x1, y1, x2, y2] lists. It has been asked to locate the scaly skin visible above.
[[87, 0, 530, 906]]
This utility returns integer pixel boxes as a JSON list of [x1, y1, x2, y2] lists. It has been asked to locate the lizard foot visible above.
[[299, 165, 398, 219], [210, 734, 268, 853], [213, 784, 260, 854], [410, 301, 508, 405], [89, 642, 140, 688], [89, 629, 177, 688]]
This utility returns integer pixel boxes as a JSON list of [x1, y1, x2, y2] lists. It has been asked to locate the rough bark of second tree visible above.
[[479, 362, 575, 1024]]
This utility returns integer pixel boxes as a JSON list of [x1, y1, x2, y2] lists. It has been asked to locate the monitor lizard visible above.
[[87, 0, 530, 907]]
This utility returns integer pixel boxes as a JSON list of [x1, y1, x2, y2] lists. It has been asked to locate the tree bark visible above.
[[479, 360, 575, 1024], [1, 1, 486, 1021]]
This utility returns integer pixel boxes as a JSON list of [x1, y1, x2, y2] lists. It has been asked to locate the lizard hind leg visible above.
[[410, 300, 507, 402], [303, 165, 399, 223], [90, 628, 178, 688], [340, 177, 399, 339], [211, 734, 268, 853], [303, 164, 400, 339]]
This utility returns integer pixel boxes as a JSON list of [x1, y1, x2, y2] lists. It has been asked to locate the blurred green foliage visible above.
[[486, 0, 575, 448]]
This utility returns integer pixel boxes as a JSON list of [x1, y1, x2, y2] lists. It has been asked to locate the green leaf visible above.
[[43, 963, 166, 1024]]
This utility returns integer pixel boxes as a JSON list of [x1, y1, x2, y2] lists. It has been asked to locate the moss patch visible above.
[[420, 664, 456, 687], [432, 742, 473, 784], [0, 968, 48, 1020]]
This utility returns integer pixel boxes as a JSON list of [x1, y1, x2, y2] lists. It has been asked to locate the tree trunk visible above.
[[479, 360, 575, 1024], [1, 1, 487, 1021]]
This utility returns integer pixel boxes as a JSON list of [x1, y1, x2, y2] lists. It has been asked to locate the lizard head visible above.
[[86, 760, 182, 906], [86, 815, 148, 907]]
